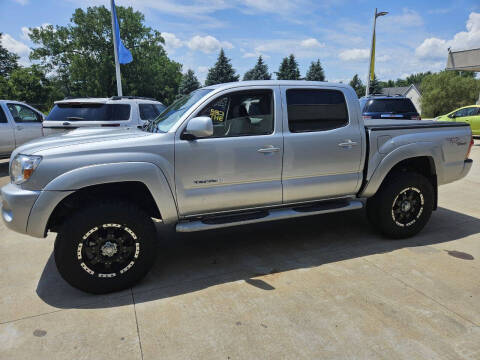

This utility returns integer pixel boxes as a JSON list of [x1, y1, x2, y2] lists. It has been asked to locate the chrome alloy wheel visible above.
[[77, 224, 140, 278], [391, 187, 424, 227]]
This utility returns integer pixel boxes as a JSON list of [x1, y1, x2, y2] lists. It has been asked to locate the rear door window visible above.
[[46, 103, 131, 121], [464, 107, 478, 116], [364, 99, 417, 113], [286, 89, 349, 132]]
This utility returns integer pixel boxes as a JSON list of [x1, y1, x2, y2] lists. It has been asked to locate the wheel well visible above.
[[386, 156, 438, 209], [47, 182, 161, 232]]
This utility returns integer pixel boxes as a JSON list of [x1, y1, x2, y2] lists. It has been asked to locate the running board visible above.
[[176, 200, 363, 233]]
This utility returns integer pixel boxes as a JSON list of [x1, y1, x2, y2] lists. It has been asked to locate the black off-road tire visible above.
[[366, 172, 434, 239], [54, 201, 157, 294]]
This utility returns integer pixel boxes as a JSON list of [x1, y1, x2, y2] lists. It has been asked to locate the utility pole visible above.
[[366, 8, 388, 96]]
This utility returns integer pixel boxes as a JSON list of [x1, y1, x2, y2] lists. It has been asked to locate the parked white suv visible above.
[[0, 100, 44, 159], [43, 96, 166, 135]]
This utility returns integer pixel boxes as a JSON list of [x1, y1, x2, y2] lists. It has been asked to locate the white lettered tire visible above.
[[54, 201, 157, 294]]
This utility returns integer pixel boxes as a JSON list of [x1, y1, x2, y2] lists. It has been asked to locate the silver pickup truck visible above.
[[1, 81, 473, 293]]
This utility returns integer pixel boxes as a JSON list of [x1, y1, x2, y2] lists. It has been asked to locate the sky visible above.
[[1, 0, 480, 84]]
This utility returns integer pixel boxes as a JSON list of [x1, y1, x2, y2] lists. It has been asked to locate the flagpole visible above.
[[110, 0, 122, 96], [366, 8, 377, 96]]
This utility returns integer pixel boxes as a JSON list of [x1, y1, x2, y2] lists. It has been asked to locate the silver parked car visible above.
[[0, 100, 44, 158], [1, 81, 473, 293]]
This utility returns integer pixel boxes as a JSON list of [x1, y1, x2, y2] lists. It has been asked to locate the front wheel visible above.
[[54, 201, 157, 294], [366, 172, 434, 239]]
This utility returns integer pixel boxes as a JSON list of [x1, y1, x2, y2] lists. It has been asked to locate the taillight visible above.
[[411, 115, 421, 120], [466, 136, 474, 159], [362, 116, 372, 120]]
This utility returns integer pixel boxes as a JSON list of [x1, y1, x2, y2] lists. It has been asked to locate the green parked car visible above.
[[436, 105, 480, 136]]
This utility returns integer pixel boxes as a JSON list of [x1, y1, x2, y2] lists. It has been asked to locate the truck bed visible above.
[[360, 119, 472, 197]]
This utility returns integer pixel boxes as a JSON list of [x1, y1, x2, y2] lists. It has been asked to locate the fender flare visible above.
[[27, 162, 178, 237], [360, 142, 440, 198]]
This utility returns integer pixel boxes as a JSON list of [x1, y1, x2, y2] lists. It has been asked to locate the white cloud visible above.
[[415, 12, 480, 59], [187, 35, 233, 53], [250, 38, 327, 58], [162, 32, 183, 52], [1, 33, 31, 66], [300, 38, 324, 48], [338, 48, 369, 61], [197, 66, 209, 73], [377, 54, 391, 62]]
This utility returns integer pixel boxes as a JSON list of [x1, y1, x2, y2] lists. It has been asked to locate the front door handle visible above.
[[16, 125, 23, 131], [338, 139, 358, 148], [258, 146, 280, 153]]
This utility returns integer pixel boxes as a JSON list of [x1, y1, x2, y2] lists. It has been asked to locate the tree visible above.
[[6, 65, 62, 112], [29, 6, 182, 104], [205, 49, 239, 86], [368, 73, 382, 94], [276, 54, 301, 80], [392, 72, 432, 87], [0, 33, 20, 77], [305, 59, 325, 81], [178, 69, 201, 96], [421, 71, 480, 117], [379, 79, 395, 88], [349, 74, 365, 98], [243, 56, 271, 80]]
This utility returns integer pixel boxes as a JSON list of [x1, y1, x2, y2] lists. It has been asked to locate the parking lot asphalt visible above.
[[0, 140, 479, 360]]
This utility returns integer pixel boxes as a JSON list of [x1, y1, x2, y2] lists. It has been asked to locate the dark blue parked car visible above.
[[359, 96, 421, 120]]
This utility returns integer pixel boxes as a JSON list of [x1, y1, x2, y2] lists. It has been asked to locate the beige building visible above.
[[380, 84, 423, 114]]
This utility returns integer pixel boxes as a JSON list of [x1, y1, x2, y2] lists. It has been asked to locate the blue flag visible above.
[[112, 0, 133, 64]]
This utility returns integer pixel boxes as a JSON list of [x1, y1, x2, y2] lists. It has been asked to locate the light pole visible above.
[[366, 8, 388, 96]]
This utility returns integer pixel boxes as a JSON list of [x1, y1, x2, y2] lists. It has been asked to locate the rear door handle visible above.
[[258, 146, 280, 153], [338, 139, 358, 148], [16, 126, 23, 131]]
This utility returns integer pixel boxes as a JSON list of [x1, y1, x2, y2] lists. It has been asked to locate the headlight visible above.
[[10, 154, 42, 184]]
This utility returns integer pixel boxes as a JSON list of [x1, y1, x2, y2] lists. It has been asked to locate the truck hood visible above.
[[15, 127, 152, 155]]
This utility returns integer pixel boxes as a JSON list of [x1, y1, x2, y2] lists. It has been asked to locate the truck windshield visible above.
[[144, 89, 213, 133], [47, 103, 131, 121]]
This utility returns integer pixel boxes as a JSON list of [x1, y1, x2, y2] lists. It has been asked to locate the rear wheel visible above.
[[54, 201, 157, 294], [366, 172, 434, 239]]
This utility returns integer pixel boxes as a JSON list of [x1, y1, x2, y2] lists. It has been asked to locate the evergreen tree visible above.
[[349, 74, 365, 98], [0, 33, 20, 77], [178, 69, 200, 96], [205, 49, 239, 86], [243, 56, 271, 80], [368, 73, 382, 94], [305, 59, 325, 81], [276, 54, 301, 80]]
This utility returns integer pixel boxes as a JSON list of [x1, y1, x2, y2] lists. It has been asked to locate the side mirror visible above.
[[182, 116, 213, 140]]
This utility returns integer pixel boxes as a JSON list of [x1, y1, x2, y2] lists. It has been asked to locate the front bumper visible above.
[[1, 183, 73, 238], [1, 183, 40, 235]]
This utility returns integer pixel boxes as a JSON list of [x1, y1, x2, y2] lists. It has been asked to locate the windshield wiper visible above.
[[66, 116, 85, 121]]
